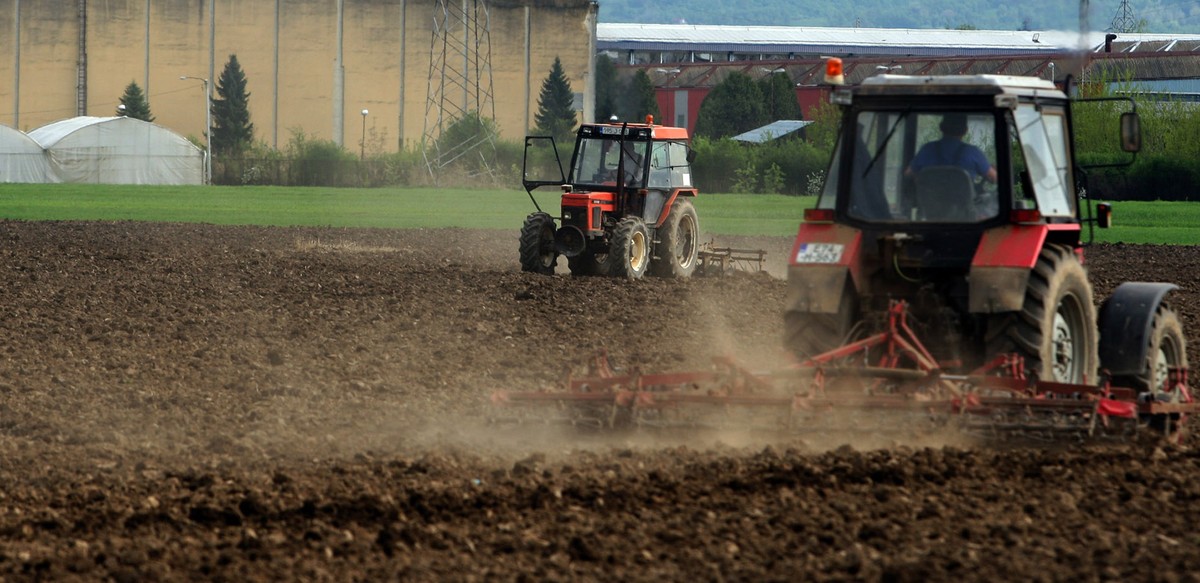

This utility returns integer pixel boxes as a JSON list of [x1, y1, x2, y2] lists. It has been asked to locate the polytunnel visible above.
[[29, 116, 203, 185]]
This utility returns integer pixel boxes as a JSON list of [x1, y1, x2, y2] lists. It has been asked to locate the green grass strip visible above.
[[0, 184, 1193, 243]]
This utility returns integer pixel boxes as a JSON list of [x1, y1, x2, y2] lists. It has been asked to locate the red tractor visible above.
[[491, 70, 1194, 439], [787, 62, 1185, 395], [519, 116, 700, 279]]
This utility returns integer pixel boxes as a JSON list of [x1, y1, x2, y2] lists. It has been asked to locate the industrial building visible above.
[[596, 23, 1200, 131], [5, 2, 1200, 156]]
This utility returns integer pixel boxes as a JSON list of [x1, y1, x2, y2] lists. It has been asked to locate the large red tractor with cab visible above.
[[787, 61, 1185, 396], [519, 116, 700, 279]]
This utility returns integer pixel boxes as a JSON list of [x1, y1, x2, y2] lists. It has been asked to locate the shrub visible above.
[[691, 136, 754, 193], [286, 130, 357, 187]]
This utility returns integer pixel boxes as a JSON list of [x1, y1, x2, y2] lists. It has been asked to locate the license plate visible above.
[[795, 243, 844, 264]]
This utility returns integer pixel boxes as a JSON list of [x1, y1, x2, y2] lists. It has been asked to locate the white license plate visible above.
[[795, 243, 844, 264]]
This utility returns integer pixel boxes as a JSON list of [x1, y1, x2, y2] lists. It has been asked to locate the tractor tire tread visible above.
[[519, 212, 557, 275]]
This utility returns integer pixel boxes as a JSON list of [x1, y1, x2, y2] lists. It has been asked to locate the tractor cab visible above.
[[553, 120, 694, 228], [816, 74, 1139, 239], [815, 77, 1086, 270], [520, 117, 700, 279], [787, 67, 1153, 388]]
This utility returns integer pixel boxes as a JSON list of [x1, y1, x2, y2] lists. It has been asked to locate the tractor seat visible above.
[[914, 166, 976, 221]]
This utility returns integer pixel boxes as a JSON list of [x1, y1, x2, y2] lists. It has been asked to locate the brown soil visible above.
[[1, 221, 1199, 582]]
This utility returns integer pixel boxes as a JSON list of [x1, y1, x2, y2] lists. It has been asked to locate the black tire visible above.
[[605, 217, 651, 280], [650, 198, 700, 278], [784, 284, 858, 362], [1112, 305, 1187, 394], [987, 245, 1098, 384], [519, 212, 557, 275], [568, 253, 608, 277]]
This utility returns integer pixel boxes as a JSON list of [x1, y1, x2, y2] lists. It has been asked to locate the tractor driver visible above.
[[905, 113, 999, 219], [907, 114, 997, 184], [594, 141, 644, 187]]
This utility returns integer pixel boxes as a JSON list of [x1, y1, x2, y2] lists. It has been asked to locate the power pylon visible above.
[[422, 0, 497, 182], [1110, 0, 1138, 33]]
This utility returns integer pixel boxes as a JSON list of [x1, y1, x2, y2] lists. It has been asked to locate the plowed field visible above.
[[1, 221, 1199, 582]]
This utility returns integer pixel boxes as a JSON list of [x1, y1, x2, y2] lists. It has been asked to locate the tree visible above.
[[625, 69, 661, 123], [211, 54, 254, 155], [437, 111, 499, 171], [693, 72, 767, 139], [758, 73, 802, 122], [533, 57, 577, 144], [594, 54, 619, 122], [118, 81, 154, 122]]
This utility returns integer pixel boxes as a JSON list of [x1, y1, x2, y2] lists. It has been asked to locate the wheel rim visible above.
[[539, 226, 555, 268], [629, 230, 647, 272], [1050, 294, 1086, 383], [1154, 334, 1183, 393], [674, 213, 698, 268]]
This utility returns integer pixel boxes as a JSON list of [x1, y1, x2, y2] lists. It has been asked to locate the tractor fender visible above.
[[968, 267, 1031, 313], [649, 189, 696, 228], [968, 224, 1077, 313], [1097, 282, 1179, 376], [786, 265, 849, 314], [968, 225, 1045, 313], [785, 223, 862, 314]]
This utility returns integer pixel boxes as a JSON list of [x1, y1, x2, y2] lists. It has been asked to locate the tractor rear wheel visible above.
[[651, 198, 700, 278], [987, 245, 1098, 384], [784, 284, 858, 362], [519, 212, 557, 275], [605, 217, 651, 279], [1112, 305, 1187, 394]]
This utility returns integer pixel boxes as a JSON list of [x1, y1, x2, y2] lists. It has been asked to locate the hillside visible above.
[[596, 0, 1196, 34]]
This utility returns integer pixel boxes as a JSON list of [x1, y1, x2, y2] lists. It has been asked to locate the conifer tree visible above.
[[627, 69, 661, 122], [533, 57, 577, 145], [118, 81, 154, 122], [594, 54, 619, 122], [211, 54, 254, 155]]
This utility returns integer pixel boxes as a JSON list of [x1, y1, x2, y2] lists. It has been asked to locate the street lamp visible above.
[[180, 75, 212, 185], [360, 109, 369, 161]]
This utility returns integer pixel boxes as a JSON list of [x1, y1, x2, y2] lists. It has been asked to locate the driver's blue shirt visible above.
[[910, 138, 990, 179]]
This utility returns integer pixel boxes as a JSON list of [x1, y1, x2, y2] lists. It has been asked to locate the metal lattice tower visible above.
[[1110, 0, 1138, 33], [422, 0, 497, 181]]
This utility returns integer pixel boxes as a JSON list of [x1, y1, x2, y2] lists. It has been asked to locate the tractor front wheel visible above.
[[651, 198, 700, 278], [988, 245, 1098, 384], [519, 212, 557, 275], [605, 217, 651, 279]]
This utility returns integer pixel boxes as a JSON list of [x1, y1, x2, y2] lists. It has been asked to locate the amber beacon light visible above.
[[824, 57, 845, 85]]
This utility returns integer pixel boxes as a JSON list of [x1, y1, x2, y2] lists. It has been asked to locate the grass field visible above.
[[0, 183, 1193, 243]]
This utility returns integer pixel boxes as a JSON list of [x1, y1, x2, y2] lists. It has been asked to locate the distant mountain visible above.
[[595, 0, 1195, 34]]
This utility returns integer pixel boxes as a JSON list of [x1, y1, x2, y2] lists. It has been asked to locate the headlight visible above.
[[563, 211, 573, 220]]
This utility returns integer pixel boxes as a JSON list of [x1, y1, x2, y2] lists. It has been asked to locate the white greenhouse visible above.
[[28, 116, 203, 185], [0, 125, 57, 183]]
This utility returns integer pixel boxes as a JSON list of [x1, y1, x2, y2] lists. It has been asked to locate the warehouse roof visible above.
[[732, 120, 813, 143], [598, 23, 1200, 57]]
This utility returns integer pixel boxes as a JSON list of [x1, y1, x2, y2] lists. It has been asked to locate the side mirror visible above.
[[686, 149, 697, 164], [1096, 202, 1113, 229], [1120, 112, 1141, 153]]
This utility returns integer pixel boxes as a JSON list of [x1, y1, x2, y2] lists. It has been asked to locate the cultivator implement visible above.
[[695, 243, 768, 276], [490, 302, 1200, 442]]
